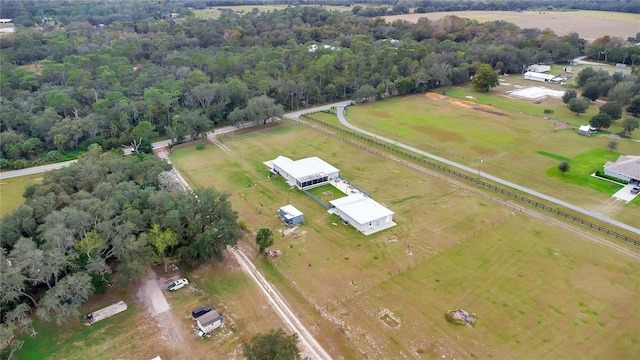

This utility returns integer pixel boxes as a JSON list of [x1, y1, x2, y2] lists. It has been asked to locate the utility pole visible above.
[[477, 158, 484, 182]]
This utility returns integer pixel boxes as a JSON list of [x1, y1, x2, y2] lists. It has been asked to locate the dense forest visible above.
[[0, 150, 241, 354], [2, 1, 639, 170]]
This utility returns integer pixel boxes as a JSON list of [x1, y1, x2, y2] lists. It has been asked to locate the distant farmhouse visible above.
[[264, 156, 339, 190], [578, 125, 597, 136], [523, 71, 561, 83], [328, 193, 396, 235], [266, 156, 396, 235], [603, 155, 640, 184], [527, 64, 551, 73]]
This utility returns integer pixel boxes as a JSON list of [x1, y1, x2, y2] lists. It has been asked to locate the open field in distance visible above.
[[384, 10, 640, 40], [343, 91, 640, 226]]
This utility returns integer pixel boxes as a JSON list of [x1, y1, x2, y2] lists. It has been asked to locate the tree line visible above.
[[0, 149, 242, 355], [2, 2, 611, 169]]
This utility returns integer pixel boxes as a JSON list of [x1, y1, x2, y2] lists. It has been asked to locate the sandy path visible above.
[[229, 246, 331, 360], [137, 268, 190, 355], [159, 140, 331, 359]]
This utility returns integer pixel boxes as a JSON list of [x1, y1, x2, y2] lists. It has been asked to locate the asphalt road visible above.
[[0, 102, 353, 180], [0, 160, 77, 180], [333, 106, 640, 237]]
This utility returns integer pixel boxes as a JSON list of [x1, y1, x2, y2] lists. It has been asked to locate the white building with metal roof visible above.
[[328, 193, 396, 235], [523, 71, 560, 83], [264, 156, 339, 189]]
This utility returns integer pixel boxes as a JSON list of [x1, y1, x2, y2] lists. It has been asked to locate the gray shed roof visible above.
[[604, 155, 640, 179]]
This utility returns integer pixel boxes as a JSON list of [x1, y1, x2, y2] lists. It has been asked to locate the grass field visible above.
[[337, 214, 639, 358], [0, 174, 42, 218], [383, 10, 640, 40], [170, 124, 639, 358], [342, 93, 640, 226]]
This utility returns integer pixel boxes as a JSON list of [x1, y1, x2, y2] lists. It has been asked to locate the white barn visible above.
[[603, 155, 640, 183], [523, 71, 559, 83], [328, 193, 396, 235], [265, 156, 339, 190], [527, 64, 551, 73]]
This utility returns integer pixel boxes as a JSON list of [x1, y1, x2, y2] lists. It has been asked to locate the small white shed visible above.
[[197, 310, 222, 334]]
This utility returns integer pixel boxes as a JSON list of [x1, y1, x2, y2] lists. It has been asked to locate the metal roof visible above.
[[329, 193, 394, 224], [280, 204, 303, 217], [270, 156, 339, 180]]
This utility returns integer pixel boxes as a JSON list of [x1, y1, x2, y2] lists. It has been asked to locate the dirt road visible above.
[[228, 246, 332, 360], [137, 268, 191, 356], [156, 145, 331, 360]]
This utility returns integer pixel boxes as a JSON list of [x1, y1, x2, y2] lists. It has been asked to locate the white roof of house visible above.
[[280, 204, 303, 218], [604, 155, 640, 179], [329, 193, 394, 224], [524, 71, 557, 80], [578, 125, 591, 132], [271, 156, 339, 180]]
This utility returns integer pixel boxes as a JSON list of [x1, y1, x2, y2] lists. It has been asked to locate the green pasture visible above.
[[171, 124, 513, 305], [337, 214, 640, 359], [0, 174, 43, 218], [343, 94, 640, 225], [441, 84, 602, 125], [17, 305, 153, 360]]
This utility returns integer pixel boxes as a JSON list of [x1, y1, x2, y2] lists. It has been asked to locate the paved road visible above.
[[0, 102, 356, 180], [0, 160, 77, 180], [333, 106, 640, 237]]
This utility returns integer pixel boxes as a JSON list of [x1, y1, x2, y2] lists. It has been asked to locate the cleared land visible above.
[[0, 173, 42, 217], [343, 91, 640, 226], [193, 4, 350, 19], [170, 124, 639, 358], [383, 10, 640, 40]]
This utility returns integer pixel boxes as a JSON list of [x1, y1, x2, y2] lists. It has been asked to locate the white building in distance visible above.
[[523, 71, 561, 83]]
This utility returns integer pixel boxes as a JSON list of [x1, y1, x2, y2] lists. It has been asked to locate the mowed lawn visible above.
[[172, 124, 513, 306], [346, 93, 559, 156], [337, 214, 640, 359], [0, 174, 43, 218], [343, 95, 640, 225]]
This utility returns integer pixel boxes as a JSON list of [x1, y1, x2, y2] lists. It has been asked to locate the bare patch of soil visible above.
[[137, 268, 193, 357]]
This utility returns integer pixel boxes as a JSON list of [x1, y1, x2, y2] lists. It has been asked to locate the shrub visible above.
[[237, 219, 249, 232], [594, 170, 629, 184], [543, 109, 554, 114], [196, 143, 205, 150]]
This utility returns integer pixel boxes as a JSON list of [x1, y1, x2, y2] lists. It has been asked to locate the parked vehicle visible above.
[[167, 278, 189, 291], [631, 187, 640, 195], [192, 306, 212, 318]]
